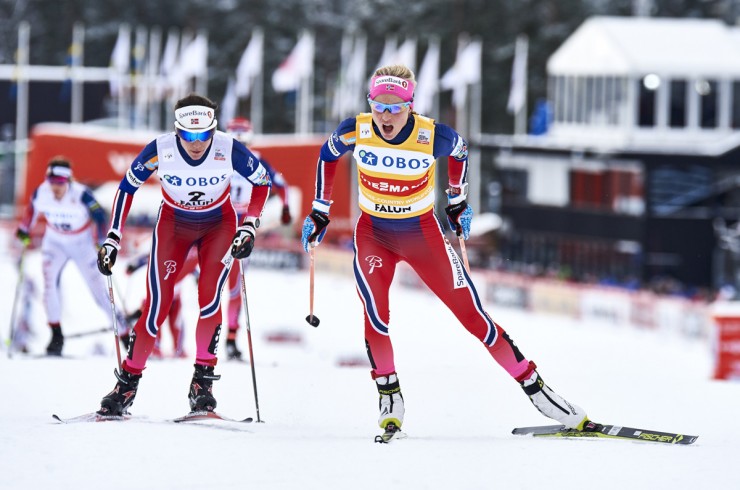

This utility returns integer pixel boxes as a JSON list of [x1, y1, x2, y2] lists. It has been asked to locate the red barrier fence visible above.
[[18, 123, 354, 237]]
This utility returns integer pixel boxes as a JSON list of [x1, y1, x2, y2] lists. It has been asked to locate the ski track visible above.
[[1, 239, 738, 489]]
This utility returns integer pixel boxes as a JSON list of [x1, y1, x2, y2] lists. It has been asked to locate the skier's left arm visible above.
[[434, 123, 472, 239], [260, 160, 288, 205], [232, 141, 272, 222], [81, 188, 107, 246], [231, 141, 272, 259], [262, 159, 292, 224], [16, 188, 40, 246]]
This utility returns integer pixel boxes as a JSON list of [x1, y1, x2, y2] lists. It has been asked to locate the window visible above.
[[732, 81, 740, 129], [669, 80, 687, 128], [638, 76, 657, 127], [698, 79, 718, 129]]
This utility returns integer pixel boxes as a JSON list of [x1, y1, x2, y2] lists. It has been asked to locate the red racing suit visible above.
[[316, 113, 532, 381], [106, 131, 270, 372]]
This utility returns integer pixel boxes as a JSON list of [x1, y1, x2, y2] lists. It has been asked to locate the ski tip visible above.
[[678, 434, 699, 445], [52, 414, 65, 423]]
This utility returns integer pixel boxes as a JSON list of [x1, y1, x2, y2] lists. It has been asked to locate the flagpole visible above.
[[71, 22, 84, 124], [455, 34, 468, 138], [297, 30, 314, 134], [467, 37, 482, 216], [133, 26, 148, 130], [195, 30, 208, 95], [251, 28, 264, 135], [304, 53, 314, 134], [116, 24, 131, 129], [354, 34, 367, 115], [511, 35, 529, 136], [15, 21, 30, 208], [429, 36, 441, 119], [148, 26, 162, 130], [335, 31, 353, 120]]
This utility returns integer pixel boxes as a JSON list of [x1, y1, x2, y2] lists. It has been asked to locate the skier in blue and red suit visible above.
[[301, 64, 590, 436], [95, 93, 271, 416]]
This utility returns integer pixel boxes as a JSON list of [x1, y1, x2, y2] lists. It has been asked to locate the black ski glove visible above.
[[231, 220, 257, 259], [97, 232, 120, 276]]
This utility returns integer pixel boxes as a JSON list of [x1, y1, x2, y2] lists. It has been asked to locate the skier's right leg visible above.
[[354, 216, 405, 429], [40, 241, 67, 355]]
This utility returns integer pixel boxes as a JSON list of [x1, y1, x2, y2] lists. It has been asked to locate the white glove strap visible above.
[[446, 183, 469, 205], [103, 237, 121, 251], [312, 199, 332, 214]]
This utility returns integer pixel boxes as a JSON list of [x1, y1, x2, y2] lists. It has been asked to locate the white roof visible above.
[[548, 16, 740, 77]]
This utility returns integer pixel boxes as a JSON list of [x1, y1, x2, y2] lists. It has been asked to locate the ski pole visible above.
[[458, 236, 470, 273], [105, 272, 123, 371], [111, 274, 130, 320], [239, 259, 263, 423], [305, 246, 320, 327], [7, 248, 27, 359], [64, 327, 110, 339]]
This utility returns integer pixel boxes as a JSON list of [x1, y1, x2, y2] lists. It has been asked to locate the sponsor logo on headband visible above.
[[177, 109, 213, 119], [373, 76, 408, 89]]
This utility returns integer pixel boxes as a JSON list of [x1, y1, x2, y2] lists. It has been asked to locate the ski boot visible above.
[[375, 372, 405, 430], [520, 369, 588, 430], [225, 338, 243, 361], [98, 369, 142, 416], [188, 364, 221, 412], [46, 325, 64, 356]]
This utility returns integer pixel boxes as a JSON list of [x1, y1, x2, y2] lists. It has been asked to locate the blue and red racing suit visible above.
[[105, 130, 270, 371], [315, 113, 532, 381]]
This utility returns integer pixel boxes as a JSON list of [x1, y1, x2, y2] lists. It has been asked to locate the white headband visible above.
[[174, 105, 217, 131], [47, 165, 72, 179]]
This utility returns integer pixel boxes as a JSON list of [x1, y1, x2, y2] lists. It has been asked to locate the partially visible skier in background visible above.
[[223, 117, 292, 360], [15, 157, 128, 356]]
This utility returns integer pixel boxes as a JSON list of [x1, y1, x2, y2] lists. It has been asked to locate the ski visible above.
[[52, 410, 253, 425], [512, 420, 698, 445], [173, 411, 254, 424], [52, 412, 131, 423], [374, 423, 407, 444]]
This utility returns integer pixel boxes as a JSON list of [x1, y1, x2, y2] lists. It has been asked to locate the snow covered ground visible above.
[[1, 228, 738, 490]]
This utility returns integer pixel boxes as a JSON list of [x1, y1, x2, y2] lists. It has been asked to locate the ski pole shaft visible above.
[[305, 247, 320, 327], [7, 248, 27, 359], [64, 327, 110, 339], [239, 260, 262, 423], [106, 274, 123, 371], [458, 236, 470, 273], [309, 247, 315, 317]]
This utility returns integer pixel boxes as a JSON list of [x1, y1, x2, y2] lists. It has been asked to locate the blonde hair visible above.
[[373, 64, 416, 84]]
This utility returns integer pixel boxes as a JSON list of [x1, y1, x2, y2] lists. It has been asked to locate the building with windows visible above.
[[483, 16, 740, 294]]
